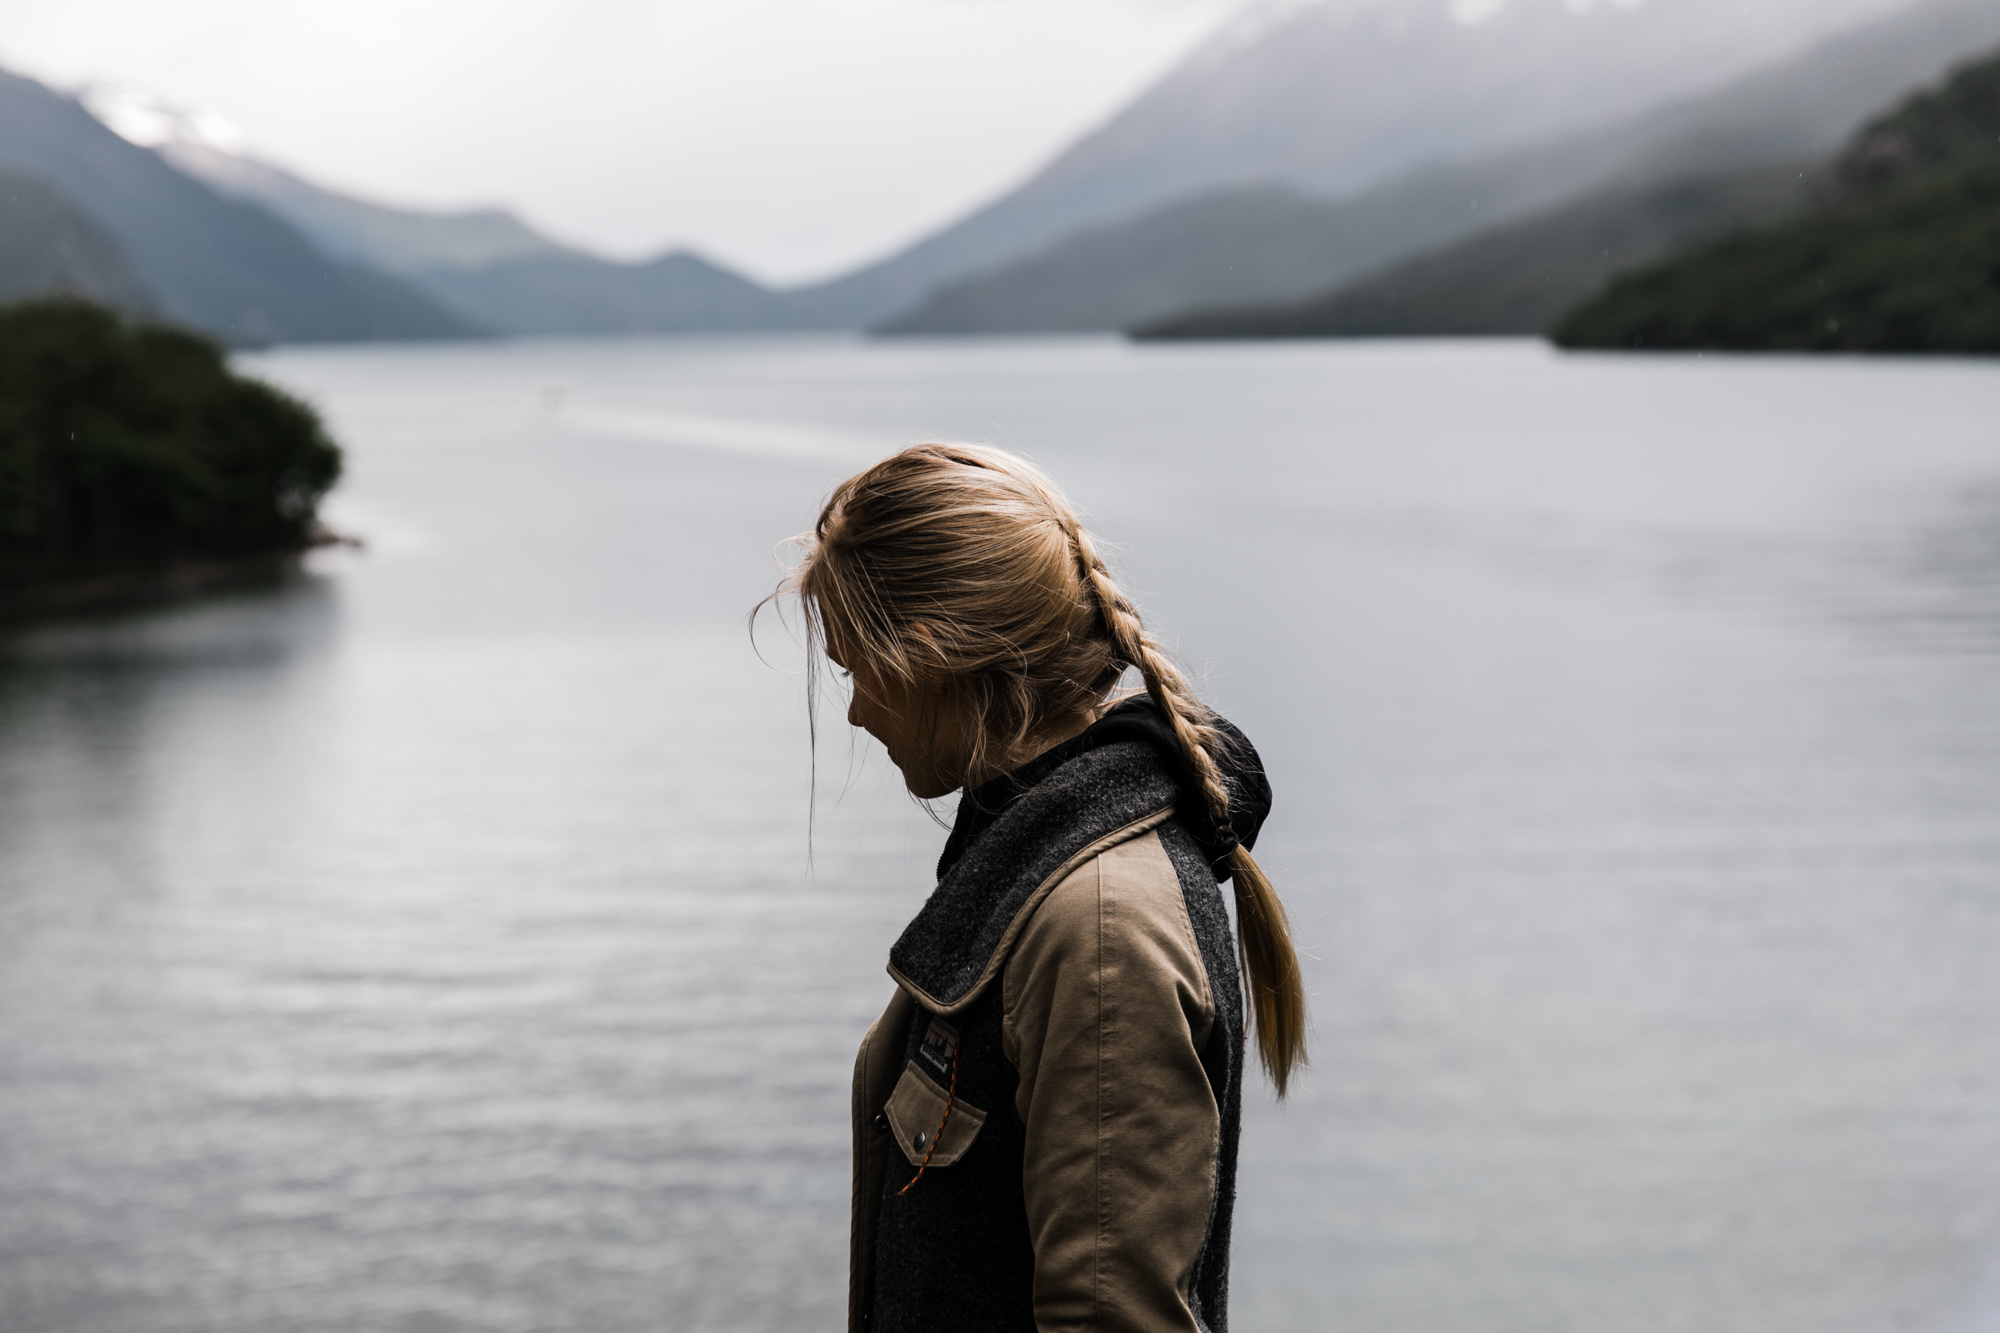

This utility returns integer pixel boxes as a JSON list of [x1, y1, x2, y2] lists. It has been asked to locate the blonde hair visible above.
[[783, 443, 1306, 1095]]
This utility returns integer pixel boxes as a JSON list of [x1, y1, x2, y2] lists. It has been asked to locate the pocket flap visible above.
[[884, 1061, 987, 1167]]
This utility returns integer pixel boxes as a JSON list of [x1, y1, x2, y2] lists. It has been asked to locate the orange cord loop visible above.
[[897, 1038, 960, 1196]]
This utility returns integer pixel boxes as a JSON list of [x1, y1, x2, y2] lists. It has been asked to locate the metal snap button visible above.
[[871, 1112, 889, 1134], [913, 1130, 928, 1151]]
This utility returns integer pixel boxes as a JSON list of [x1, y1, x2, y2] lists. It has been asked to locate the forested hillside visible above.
[[1554, 48, 2000, 352]]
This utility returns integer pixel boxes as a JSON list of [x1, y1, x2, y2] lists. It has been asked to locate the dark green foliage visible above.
[[1553, 166, 2000, 351], [1836, 45, 2000, 192], [0, 298, 341, 592], [1556, 46, 2000, 353]]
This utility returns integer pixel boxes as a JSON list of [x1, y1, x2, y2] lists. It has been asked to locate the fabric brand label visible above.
[[916, 1015, 959, 1083]]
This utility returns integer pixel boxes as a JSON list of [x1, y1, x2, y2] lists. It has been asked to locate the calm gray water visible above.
[[3, 336, 1999, 1333]]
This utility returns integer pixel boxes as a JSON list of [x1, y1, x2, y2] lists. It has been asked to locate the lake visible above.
[[3, 335, 1998, 1333]]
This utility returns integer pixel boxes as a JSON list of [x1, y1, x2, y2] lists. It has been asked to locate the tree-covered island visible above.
[[0, 297, 342, 613]]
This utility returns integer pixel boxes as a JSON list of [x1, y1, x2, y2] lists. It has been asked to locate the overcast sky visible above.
[[0, 0, 1250, 282]]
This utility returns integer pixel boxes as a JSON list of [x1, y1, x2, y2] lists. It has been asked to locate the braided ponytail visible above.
[[783, 442, 1307, 1095], [1068, 526, 1309, 1096]]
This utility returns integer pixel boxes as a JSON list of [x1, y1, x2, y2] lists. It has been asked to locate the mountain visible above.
[[878, 187, 1362, 335], [1553, 47, 2000, 353], [882, 0, 2000, 335], [142, 120, 795, 336], [415, 251, 785, 334], [18, 0, 1975, 342], [0, 172, 151, 311], [1132, 167, 1813, 340], [0, 67, 475, 344], [161, 138, 577, 274], [44, 0, 1931, 340], [790, 0, 1922, 328]]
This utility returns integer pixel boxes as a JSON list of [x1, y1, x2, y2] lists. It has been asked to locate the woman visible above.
[[783, 443, 1306, 1333]]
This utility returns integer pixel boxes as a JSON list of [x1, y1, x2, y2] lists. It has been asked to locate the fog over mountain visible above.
[[170, 0, 1937, 338], [414, 252, 787, 335], [84, 93, 770, 335], [1020, 0, 1903, 213], [811, 0, 1920, 325], [92, 90, 574, 277], [162, 139, 577, 276], [884, 0, 2000, 333], [0, 68, 473, 343], [0, 171, 150, 311], [1127, 167, 1815, 340], [1, 0, 1969, 343], [1551, 40, 2000, 352]]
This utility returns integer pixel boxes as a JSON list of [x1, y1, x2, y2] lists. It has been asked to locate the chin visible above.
[[902, 772, 959, 801]]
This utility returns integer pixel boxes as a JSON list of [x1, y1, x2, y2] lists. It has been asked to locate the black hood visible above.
[[938, 695, 1271, 884]]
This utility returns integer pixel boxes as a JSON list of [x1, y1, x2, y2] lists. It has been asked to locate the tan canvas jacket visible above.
[[851, 816, 1237, 1332]]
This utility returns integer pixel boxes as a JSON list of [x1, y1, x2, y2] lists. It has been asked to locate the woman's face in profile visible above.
[[826, 633, 969, 800]]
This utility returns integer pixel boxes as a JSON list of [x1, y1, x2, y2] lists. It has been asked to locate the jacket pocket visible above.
[[884, 1061, 987, 1167]]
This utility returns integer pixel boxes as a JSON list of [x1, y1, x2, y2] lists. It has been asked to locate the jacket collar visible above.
[[887, 740, 1178, 1015], [935, 696, 1272, 884]]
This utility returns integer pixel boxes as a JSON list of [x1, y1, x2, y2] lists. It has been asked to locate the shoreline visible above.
[[0, 532, 358, 624]]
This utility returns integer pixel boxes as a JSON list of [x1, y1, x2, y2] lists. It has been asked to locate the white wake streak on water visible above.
[[556, 405, 885, 464]]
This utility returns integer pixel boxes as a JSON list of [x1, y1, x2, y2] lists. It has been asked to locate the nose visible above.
[[847, 689, 863, 730]]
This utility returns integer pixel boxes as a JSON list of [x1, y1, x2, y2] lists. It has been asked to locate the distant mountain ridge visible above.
[[4, 0, 1990, 346], [892, 0, 2000, 335], [90, 0, 1952, 341], [1129, 168, 1815, 340], [151, 115, 803, 335], [0, 68, 473, 344], [161, 138, 579, 274], [834, 0, 1923, 329], [415, 252, 787, 334]]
